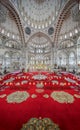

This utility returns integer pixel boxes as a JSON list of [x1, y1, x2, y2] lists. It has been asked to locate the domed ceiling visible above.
[[19, 0, 62, 29], [27, 33, 52, 54]]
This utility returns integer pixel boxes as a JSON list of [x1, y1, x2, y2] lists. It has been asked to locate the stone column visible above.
[[20, 44, 26, 70]]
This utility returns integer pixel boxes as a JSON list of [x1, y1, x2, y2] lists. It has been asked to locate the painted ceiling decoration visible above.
[[0, 0, 79, 47], [34, 0, 45, 4], [19, 0, 62, 29], [27, 32, 52, 54], [0, 3, 8, 23], [71, 3, 80, 22]]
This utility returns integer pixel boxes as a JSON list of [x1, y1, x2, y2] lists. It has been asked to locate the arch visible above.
[[59, 38, 76, 49], [0, 0, 25, 44], [58, 50, 68, 57], [54, 0, 77, 43], [4, 39, 22, 49], [57, 51, 67, 66], [26, 32, 52, 56], [3, 51, 11, 69], [69, 51, 76, 66], [4, 39, 20, 45], [59, 38, 76, 45], [12, 51, 21, 59], [68, 50, 76, 57], [25, 32, 52, 71], [26, 32, 53, 47], [4, 51, 11, 57], [69, 51, 75, 57]]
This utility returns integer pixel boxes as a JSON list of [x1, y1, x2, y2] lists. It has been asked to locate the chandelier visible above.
[[34, 0, 45, 4]]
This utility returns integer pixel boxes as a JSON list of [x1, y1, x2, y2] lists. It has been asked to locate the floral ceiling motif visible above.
[[19, 0, 62, 29], [0, 3, 7, 23]]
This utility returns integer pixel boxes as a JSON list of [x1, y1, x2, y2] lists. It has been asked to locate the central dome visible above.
[[20, 0, 60, 29]]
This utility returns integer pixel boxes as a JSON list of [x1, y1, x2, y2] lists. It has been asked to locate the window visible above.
[[69, 52, 76, 65]]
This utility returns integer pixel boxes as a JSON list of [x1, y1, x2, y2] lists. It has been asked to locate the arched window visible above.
[[4, 53, 11, 68], [57, 53, 67, 66], [69, 52, 76, 65], [12, 52, 21, 70], [12, 53, 20, 61]]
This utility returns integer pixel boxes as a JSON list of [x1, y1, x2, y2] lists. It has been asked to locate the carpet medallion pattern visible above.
[[51, 91, 74, 103], [7, 91, 30, 103], [32, 74, 47, 80], [36, 82, 44, 88], [0, 71, 80, 130], [43, 94, 49, 98], [31, 94, 37, 98], [21, 118, 60, 130]]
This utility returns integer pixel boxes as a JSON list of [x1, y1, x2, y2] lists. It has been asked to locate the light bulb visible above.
[[7, 32, 10, 37], [1, 29, 4, 34], [75, 29, 78, 34], [70, 32, 72, 37], [12, 35, 15, 39], [65, 34, 67, 39]]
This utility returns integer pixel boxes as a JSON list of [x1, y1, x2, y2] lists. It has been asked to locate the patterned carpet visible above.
[[0, 71, 80, 130]]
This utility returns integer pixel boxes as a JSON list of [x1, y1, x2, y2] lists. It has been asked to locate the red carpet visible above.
[[0, 71, 80, 130]]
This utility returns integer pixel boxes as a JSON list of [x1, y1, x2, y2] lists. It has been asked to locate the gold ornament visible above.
[[31, 94, 37, 98], [36, 82, 44, 88], [51, 91, 74, 104], [7, 91, 30, 103], [15, 82, 20, 86], [36, 89, 44, 93], [43, 94, 49, 98], [52, 80, 58, 84], [60, 82, 64, 86]]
